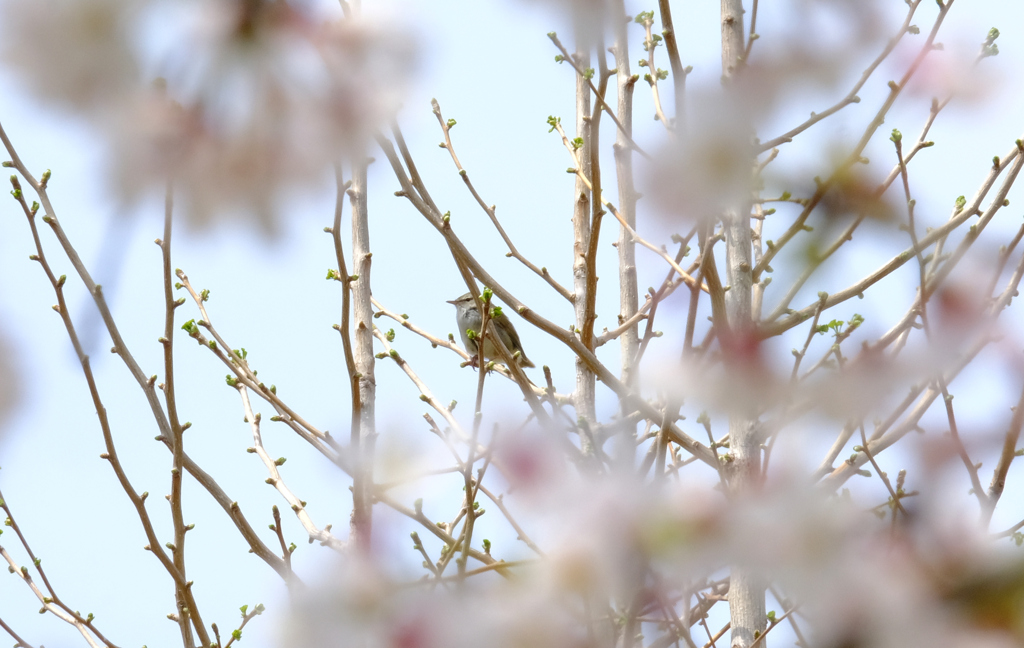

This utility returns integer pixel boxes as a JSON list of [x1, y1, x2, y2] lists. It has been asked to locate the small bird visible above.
[[447, 292, 535, 368]]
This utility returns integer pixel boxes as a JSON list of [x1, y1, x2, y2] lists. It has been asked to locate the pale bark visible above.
[[613, 1, 640, 392], [349, 159, 376, 551], [721, 1, 766, 646], [573, 44, 597, 435]]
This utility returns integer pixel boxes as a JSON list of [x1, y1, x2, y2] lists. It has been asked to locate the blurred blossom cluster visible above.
[[0, 329, 20, 432], [285, 468, 1024, 647], [286, 558, 589, 648], [520, 0, 615, 51], [1, 0, 141, 109], [650, 88, 758, 221], [643, 0, 986, 228], [1, 0, 413, 231]]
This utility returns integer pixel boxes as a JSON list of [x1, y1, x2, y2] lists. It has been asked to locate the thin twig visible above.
[[0, 491, 116, 647], [2, 123, 292, 585], [237, 386, 345, 550], [431, 101, 573, 302], [551, 120, 704, 292], [756, 0, 924, 152], [157, 180, 193, 648], [982, 381, 1024, 527], [0, 616, 36, 648], [754, 0, 955, 278], [4, 171, 211, 647], [548, 33, 652, 159]]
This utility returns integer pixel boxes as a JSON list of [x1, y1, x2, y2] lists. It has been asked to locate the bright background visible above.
[[1, 0, 1023, 645]]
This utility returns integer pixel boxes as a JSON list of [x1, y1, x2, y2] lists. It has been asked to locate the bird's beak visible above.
[[446, 299, 457, 305]]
